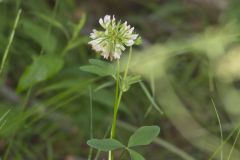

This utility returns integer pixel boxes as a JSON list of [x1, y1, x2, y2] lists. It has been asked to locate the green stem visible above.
[[108, 47, 132, 160], [108, 59, 120, 160], [111, 91, 123, 138]]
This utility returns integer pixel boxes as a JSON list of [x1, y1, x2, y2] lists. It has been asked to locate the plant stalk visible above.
[[108, 47, 132, 160]]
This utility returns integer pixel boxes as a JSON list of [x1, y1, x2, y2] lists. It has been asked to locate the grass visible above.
[[211, 98, 223, 160], [88, 86, 93, 160], [0, 9, 22, 76]]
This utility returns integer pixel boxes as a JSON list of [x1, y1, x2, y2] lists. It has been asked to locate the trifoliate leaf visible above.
[[87, 138, 125, 151], [128, 126, 160, 147], [80, 59, 116, 77], [128, 149, 145, 160]]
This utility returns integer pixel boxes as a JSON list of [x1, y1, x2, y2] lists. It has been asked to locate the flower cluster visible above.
[[89, 15, 139, 60]]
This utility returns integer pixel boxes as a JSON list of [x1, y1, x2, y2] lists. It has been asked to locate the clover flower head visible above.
[[88, 15, 139, 60]]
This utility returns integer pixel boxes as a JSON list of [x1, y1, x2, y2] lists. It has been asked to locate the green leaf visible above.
[[87, 138, 125, 151], [21, 20, 57, 53], [17, 55, 64, 92], [128, 126, 160, 147], [80, 59, 115, 77], [128, 149, 145, 160], [80, 65, 108, 76], [89, 59, 110, 67]]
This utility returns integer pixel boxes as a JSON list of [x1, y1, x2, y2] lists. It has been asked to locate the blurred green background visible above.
[[1, 0, 240, 159]]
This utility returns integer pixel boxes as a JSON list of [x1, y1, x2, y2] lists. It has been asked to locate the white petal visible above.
[[113, 47, 122, 59], [104, 15, 111, 27], [93, 45, 102, 52], [130, 34, 138, 40], [112, 15, 116, 21], [112, 18, 116, 29], [101, 51, 109, 59], [128, 27, 134, 34], [89, 38, 102, 45], [114, 54, 120, 59], [126, 40, 134, 46], [113, 52, 121, 59], [88, 40, 97, 45], [99, 18, 105, 28], [90, 32, 97, 39], [88, 38, 104, 50], [90, 15, 140, 60], [104, 15, 111, 23]]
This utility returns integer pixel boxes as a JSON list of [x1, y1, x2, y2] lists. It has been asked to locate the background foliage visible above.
[[1, 0, 240, 159]]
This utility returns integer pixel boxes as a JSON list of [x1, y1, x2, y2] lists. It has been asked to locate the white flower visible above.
[[88, 15, 139, 60]]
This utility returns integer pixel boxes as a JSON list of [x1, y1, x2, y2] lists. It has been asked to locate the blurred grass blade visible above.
[[94, 81, 114, 92], [227, 128, 240, 160], [66, 37, 88, 50], [144, 105, 153, 118], [61, 13, 86, 56], [33, 12, 69, 38], [72, 13, 86, 40], [0, 9, 22, 76], [88, 86, 93, 160], [0, 109, 11, 130], [209, 125, 240, 160], [139, 82, 163, 114], [211, 98, 223, 160]]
